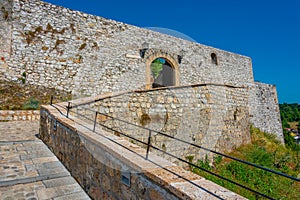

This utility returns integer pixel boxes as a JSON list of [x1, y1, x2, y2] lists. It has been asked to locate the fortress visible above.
[[1, 0, 283, 158]]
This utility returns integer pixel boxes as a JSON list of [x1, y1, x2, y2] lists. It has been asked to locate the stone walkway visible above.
[[0, 121, 90, 200]]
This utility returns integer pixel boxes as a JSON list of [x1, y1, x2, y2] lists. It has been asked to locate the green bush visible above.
[[22, 97, 39, 110]]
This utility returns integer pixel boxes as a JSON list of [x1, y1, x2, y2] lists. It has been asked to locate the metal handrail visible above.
[[65, 83, 247, 109], [94, 111, 300, 182], [69, 101, 300, 180], [49, 97, 300, 199], [94, 114, 274, 200]]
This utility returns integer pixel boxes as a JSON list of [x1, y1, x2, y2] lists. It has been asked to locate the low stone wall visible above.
[[0, 110, 40, 121], [40, 104, 245, 200]]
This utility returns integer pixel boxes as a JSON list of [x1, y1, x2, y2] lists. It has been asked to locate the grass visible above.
[[0, 80, 72, 110], [191, 126, 300, 199], [22, 97, 39, 110]]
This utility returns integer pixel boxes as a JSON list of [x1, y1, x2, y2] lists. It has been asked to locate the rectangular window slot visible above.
[[121, 171, 131, 187]]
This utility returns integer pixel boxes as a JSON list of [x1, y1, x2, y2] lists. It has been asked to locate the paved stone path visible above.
[[0, 121, 90, 200]]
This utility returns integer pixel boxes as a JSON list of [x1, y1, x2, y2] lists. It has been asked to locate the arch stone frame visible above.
[[144, 49, 180, 89]]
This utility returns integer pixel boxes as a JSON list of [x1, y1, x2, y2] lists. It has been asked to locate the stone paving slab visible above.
[[0, 121, 40, 142], [0, 121, 90, 200], [42, 177, 78, 188], [53, 191, 92, 200]]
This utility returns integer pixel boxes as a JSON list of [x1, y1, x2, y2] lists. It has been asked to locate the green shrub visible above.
[[22, 97, 39, 110]]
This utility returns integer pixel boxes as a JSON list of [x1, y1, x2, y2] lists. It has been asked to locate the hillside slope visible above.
[[191, 126, 300, 199]]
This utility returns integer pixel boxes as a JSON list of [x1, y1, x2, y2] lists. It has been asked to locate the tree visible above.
[[279, 103, 300, 125], [279, 103, 300, 150], [150, 58, 164, 78]]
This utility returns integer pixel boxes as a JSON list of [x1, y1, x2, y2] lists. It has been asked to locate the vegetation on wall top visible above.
[[0, 80, 72, 110]]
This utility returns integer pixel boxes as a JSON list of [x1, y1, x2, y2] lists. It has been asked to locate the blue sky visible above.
[[44, 0, 300, 103]]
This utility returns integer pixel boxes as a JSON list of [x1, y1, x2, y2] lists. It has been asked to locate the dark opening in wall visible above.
[[151, 58, 175, 88], [211, 53, 218, 65]]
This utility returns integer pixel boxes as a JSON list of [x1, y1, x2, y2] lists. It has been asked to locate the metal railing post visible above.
[[66, 102, 71, 118], [93, 112, 98, 132], [146, 130, 152, 160], [55, 103, 299, 199]]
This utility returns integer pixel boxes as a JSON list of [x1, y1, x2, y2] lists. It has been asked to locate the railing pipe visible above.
[[92, 112, 300, 182], [93, 112, 98, 132], [146, 130, 152, 160], [49, 100, 300, 200]]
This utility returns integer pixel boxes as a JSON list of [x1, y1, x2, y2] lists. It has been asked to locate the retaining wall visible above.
[[0, 110, 40, 121]]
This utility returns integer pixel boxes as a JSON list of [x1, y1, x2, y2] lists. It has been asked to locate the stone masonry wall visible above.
[[249, 82, 284, 142], [73, 84, 250, 164], [40, 104, 245, 200], [0, 0, 13, 79], [2, 0, 253, 96], [0, 0, 283, 145]]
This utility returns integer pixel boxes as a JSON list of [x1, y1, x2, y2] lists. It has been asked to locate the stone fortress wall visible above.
[[0, 0, 12, 79], [249, 82, 283, 138], [0, 0, 283, 143]]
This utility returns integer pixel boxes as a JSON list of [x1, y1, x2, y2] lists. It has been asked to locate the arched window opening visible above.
[[150, 58, 175, 88], [211, 53, 218, 65]]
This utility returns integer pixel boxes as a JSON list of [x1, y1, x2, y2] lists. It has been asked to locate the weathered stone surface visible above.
[[249, 82, 284, 142], [72, 84, 251, 163]]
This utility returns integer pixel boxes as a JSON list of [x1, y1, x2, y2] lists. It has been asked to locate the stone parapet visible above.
[[0, 110, 40, 121]]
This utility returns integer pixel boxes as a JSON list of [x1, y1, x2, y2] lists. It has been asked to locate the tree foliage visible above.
[[280, 103, 300, 123], [150, 58, 164, 78], [279, 103, 300, 151]]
